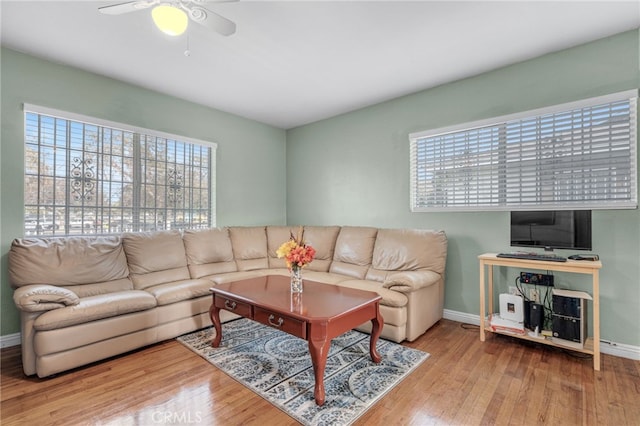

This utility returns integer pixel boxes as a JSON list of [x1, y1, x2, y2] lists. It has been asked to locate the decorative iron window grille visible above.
[[24, 105, 215, 236], [409, 90, 638, 211]]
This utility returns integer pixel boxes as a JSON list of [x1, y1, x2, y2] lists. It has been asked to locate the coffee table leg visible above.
[[209, 300, 222, 348], [369, 305, 383, 363], [308, 324, 330, 405]]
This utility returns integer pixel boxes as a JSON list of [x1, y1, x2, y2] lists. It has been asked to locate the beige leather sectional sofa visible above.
[[9, 225, 447, 377]]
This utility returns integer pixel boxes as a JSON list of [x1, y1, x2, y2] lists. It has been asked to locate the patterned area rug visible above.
[[177, 318, 429, 426]]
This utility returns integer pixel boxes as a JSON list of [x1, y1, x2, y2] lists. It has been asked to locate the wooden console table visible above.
[[478, 253, 602, 371]]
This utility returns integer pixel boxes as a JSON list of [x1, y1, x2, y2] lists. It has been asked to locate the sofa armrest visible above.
[[13, 285, 80, 312], [382, 270, 441, 292]]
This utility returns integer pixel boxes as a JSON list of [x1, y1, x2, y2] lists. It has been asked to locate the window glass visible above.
[[24, 106, 215, 236]]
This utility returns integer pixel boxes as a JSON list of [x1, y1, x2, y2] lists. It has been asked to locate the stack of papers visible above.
[[489, 313, 525, 335]]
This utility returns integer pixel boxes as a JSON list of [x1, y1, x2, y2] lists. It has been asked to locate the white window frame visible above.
[[23, 104, 217, 236], [409, 90, 638, 212]]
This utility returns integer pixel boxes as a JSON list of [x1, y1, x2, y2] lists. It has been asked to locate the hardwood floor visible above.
[[2, 319, 639, 425]]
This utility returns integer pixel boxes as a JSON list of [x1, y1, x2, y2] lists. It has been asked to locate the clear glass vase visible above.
[[290, 292, 303, 313], [290, 267, 303, 293]]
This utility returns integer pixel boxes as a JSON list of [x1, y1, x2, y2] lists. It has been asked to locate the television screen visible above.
[[510, 210, 592, 251]]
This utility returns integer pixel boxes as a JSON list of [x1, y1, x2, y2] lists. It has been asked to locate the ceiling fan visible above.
[[99, 0, 237, 37]]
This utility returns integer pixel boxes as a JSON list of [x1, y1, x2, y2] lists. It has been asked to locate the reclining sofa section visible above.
[[9, 225, 447, 377]]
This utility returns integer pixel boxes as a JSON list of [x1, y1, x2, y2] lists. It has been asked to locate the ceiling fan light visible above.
[[152, 5, 188, 36]]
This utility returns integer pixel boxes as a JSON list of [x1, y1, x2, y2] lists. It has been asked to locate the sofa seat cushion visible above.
[[210, 270, 270, 284], [329, 279, 409, 308], [33, 291, 157, 331], [60, 278, 136, 298], [301, 271, 353, 285], [144, 279, 215, 306]]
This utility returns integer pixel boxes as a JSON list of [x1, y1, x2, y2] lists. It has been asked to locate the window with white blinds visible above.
[[23, 104, 216, 236], [409, 90, 638, 211]]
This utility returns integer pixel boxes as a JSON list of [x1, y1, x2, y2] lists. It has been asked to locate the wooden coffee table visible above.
[[208, 275, 383, 405]]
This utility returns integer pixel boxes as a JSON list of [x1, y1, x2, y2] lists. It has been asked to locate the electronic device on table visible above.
[[490, 293, 525, 335], [551, 289, 592, 348], [497, 252, 567, 262]]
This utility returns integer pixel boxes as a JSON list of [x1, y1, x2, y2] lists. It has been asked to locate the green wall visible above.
[[2, 31, 639, 348], [0, 48, 287, 336], [286, 30, 640, 347]]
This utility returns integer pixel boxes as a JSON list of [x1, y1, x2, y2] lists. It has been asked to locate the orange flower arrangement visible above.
[[276, 226, 316, 271]]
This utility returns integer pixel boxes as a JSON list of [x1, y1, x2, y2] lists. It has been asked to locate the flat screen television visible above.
[[510, 210, 592, 251]]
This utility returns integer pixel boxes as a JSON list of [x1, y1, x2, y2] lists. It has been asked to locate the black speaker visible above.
[[552, 294, 586, 343], [553, 295, 581, 318], [529, 303, 545, 332], [524, 300, 532, 329]]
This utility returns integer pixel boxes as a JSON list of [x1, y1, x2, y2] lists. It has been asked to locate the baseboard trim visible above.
[[0, 332, 21, 348], [443, 309, 481, 326], [442, 309, 640, 361], [598, 340, 640, 361]]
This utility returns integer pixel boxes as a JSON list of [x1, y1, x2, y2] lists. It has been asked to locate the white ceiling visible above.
[[1, 1, 639, 129]]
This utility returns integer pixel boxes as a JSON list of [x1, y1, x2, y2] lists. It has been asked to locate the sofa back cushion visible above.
[[329, 226, 378, 279], [183, 228, 238, 278], [371, 228, 448, 274], [229, 227, 268, 271], [122, 230, 190, 290], [303, 226, 340, 272], [8, 236, 132, 294], [266, 226, 300, 269]]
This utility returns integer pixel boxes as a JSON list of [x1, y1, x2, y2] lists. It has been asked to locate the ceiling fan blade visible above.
[[98, 1, 156, 15], [186, 5, 236, 36]]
